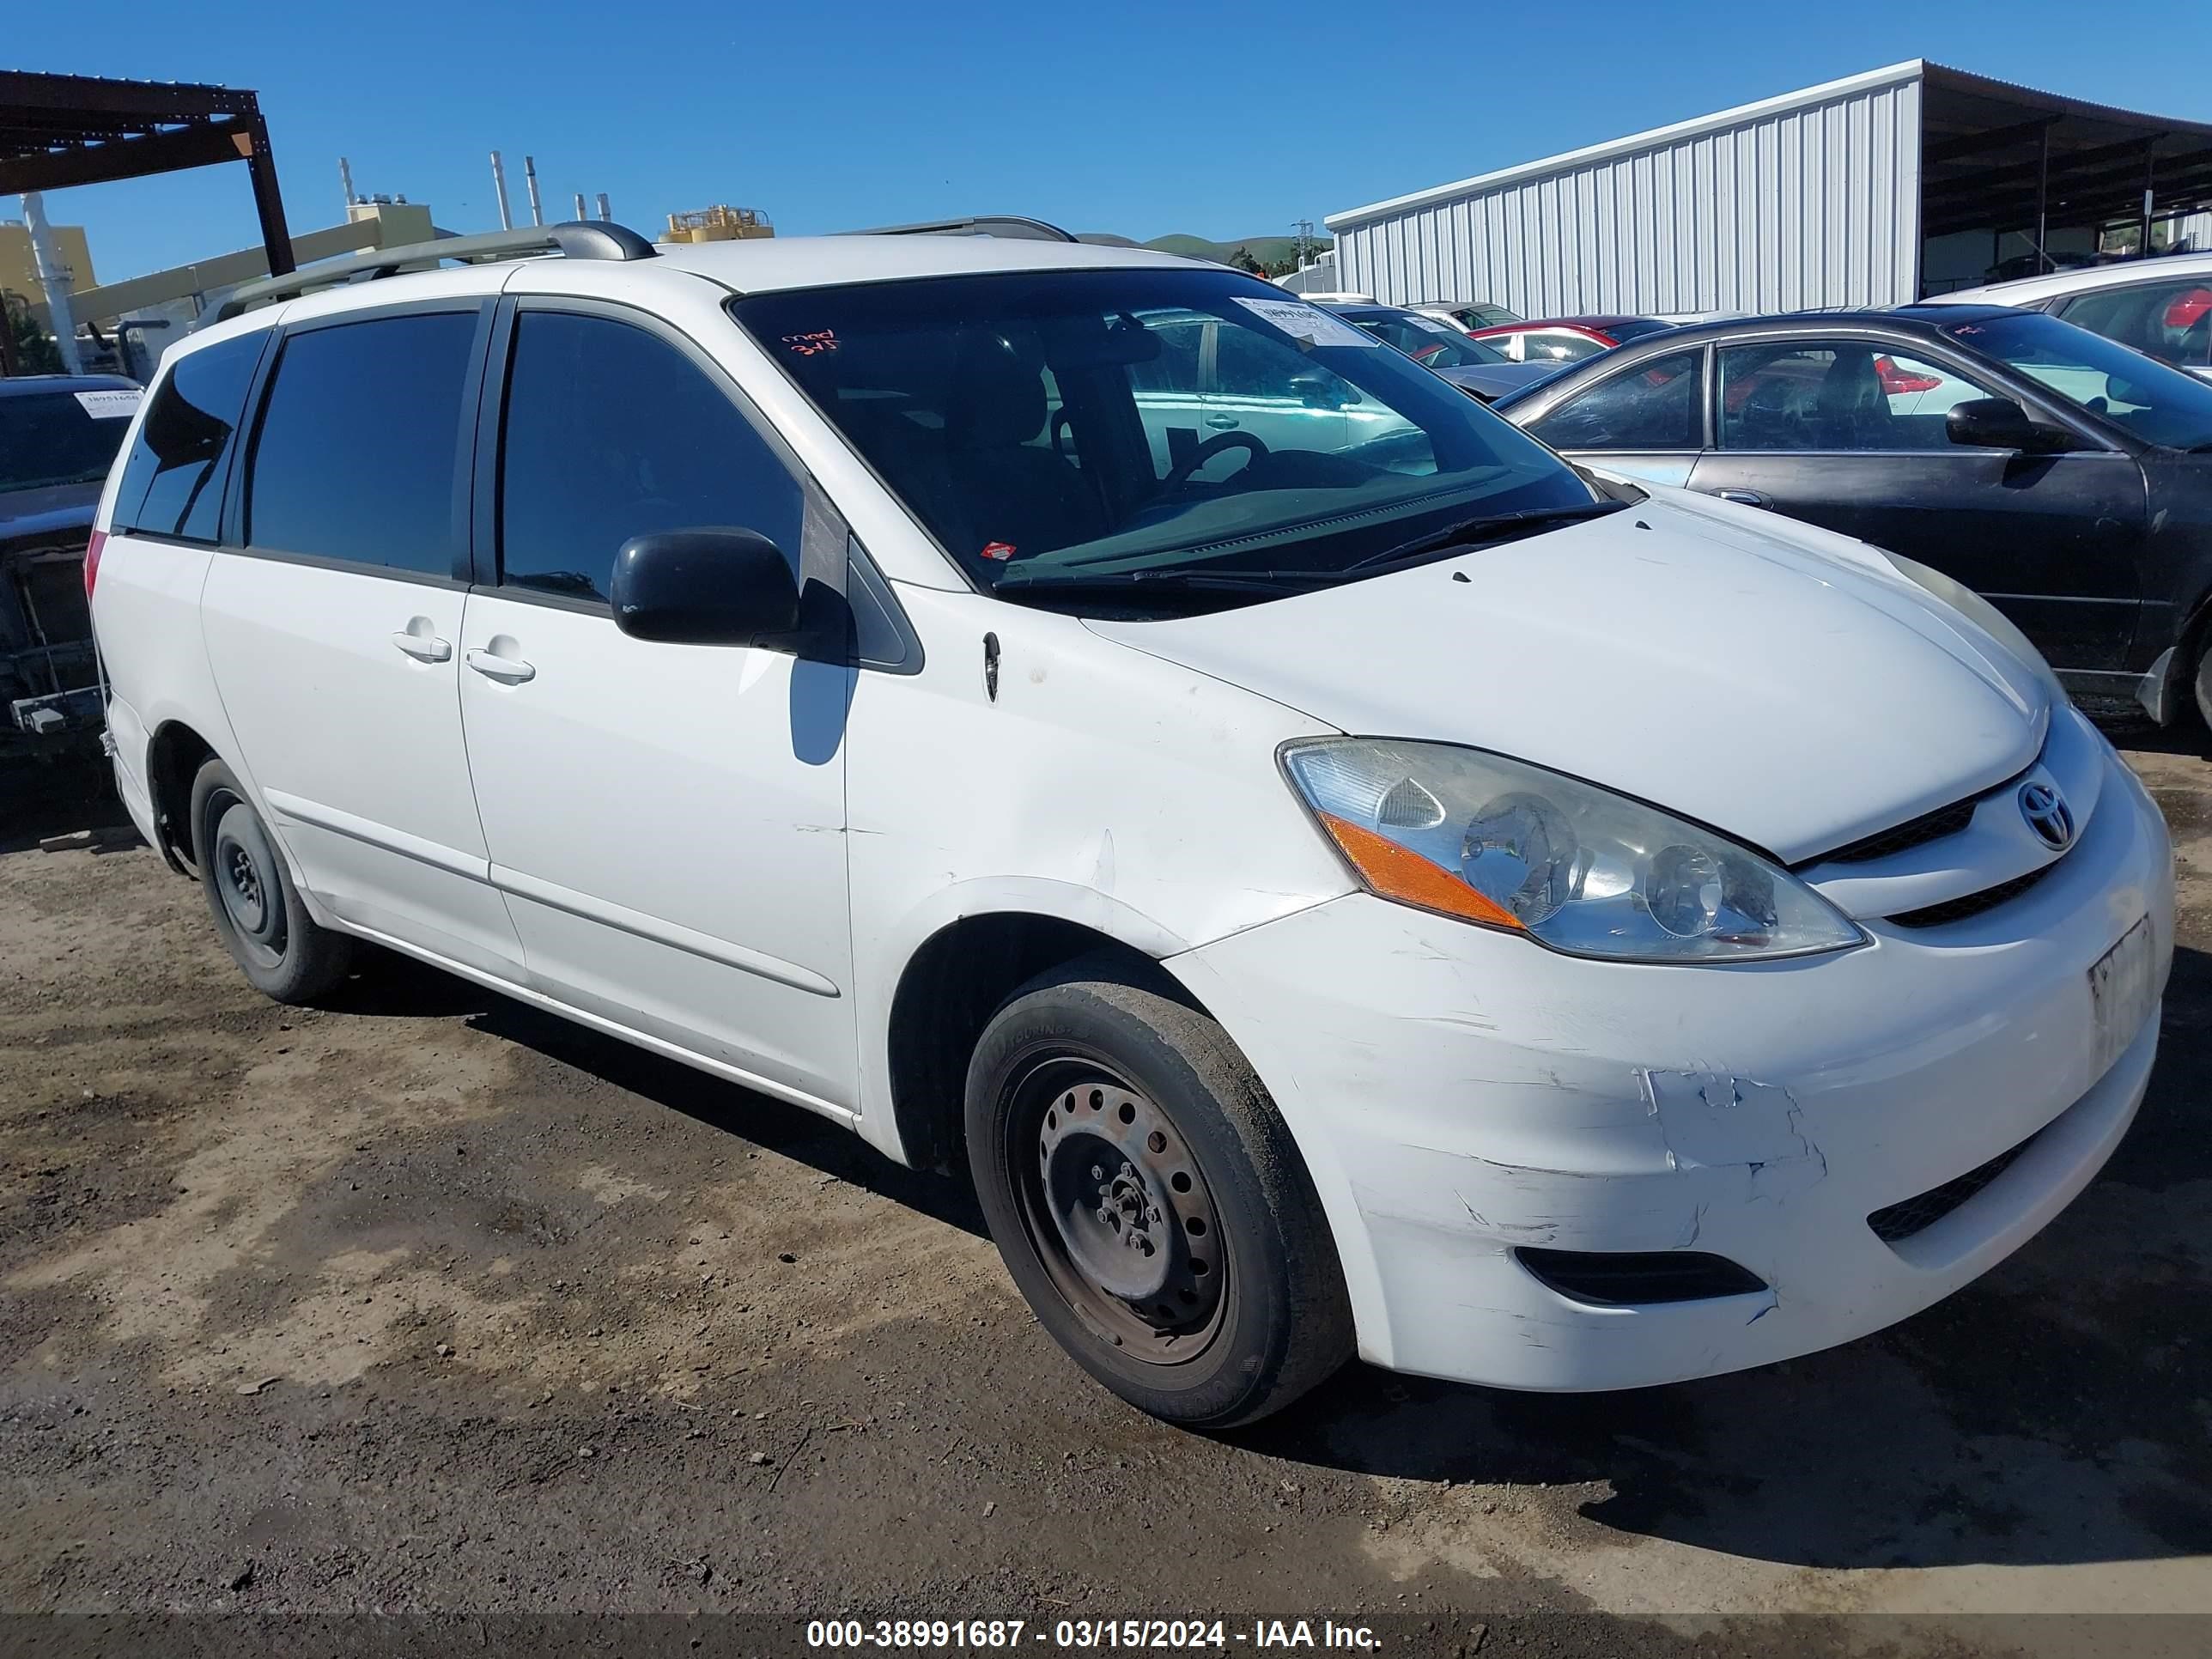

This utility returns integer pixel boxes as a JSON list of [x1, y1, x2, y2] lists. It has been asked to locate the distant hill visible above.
[[1074, 232, 1333, 270], [1142, 234, 1330, 270]]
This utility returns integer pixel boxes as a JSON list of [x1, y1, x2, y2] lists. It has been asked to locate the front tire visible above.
[[965, 960, 1352, 1428], [190, 757, 354, 1005]]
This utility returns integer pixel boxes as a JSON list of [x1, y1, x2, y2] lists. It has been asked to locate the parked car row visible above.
[[85, 220, 2173, 1431], [1316, 302, 1563, 401]]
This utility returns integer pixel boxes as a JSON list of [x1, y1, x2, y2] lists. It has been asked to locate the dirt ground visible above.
[[2, 734, 2208, 1656]]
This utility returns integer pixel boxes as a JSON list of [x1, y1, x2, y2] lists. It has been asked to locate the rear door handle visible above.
[[390, 629, 453, 663], [1710, 488, 1768, 508], [1203, 414, 1240, 430], [465, 648, 536, 684]]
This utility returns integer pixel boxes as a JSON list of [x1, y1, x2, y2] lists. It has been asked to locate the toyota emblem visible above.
[[2019, 781, 2074, 852]]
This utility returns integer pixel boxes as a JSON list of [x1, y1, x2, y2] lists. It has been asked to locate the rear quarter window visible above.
[[111, 335, 264, 541]]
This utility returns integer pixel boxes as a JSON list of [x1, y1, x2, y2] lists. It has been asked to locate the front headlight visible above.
[[1283, 739, 1863, 963]]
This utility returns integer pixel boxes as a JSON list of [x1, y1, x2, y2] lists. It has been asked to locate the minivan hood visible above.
[[1085, 495, 2049, 864]]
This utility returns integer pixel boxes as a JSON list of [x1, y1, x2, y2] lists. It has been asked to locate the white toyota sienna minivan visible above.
[[88, 221, 2174, 1427]]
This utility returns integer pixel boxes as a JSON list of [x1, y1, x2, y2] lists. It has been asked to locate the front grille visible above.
[[1868, 1133, 2039, 1243], [1516, 1248, 1768, 1306], [1816, 797, 1980, 866], [1887, 865, 2052, 928]]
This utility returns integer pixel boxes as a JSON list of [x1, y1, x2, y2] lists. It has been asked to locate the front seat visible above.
[[1815, 349, 1891, 450], [941, 331, 1106, 561]]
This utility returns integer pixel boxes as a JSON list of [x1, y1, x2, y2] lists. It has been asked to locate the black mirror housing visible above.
[[611, 527, 799, 647], [1946, 397, 2037, 452]]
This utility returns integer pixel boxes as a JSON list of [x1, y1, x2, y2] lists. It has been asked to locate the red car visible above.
[[1468, 315, 1678, 365]]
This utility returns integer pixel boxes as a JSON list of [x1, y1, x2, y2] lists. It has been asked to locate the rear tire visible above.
[[2192, 641, 2212, 732], [965, 958, 1352, 1428], [190, 757, 354, 1005]]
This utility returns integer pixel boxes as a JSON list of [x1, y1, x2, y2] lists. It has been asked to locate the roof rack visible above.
[[208, 220, 657, 324], [837, 215, 1079, 244]]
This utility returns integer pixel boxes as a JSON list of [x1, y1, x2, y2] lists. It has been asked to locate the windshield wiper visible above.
[[991, 503, 1630, 602], [1340, 500, 1629, 577]]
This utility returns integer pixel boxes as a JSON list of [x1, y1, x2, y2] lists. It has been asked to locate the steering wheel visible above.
[[1164, 429, 1270, 490]]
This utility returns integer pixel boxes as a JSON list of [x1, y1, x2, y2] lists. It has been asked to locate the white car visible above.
[[1409, 301, 1521, 333], [1933, 253, 2212, 383], [88, 221, 2175, 1427]]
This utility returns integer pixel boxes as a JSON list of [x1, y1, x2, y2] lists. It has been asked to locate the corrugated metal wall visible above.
[[1331, 76, 1923, 317]]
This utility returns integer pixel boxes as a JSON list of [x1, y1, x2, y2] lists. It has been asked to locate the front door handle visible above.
[[465, 648, 536, 684], [1203, 414, 1240, 430], [1710, 488, 1768, 508], [391, 624, 453, 662]]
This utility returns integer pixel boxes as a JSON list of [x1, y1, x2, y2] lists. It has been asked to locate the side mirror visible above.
[[1946, 397, 2037, 451], [611, 527, 799, 647]]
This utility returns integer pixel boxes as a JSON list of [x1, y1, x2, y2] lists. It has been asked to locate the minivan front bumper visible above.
[[1166, 741, 2174, 1391]]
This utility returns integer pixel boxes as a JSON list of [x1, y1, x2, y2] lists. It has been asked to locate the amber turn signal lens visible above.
[[1316, 811, 1523, 930]]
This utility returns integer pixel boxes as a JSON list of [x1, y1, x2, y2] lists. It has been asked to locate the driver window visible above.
[[1717, 343, 1997, 453], [1528, 350, 1703, 451], [500, 310, 804, 603]]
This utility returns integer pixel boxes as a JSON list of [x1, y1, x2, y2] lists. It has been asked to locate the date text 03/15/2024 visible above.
[[805, 1619, 1384, 1649]]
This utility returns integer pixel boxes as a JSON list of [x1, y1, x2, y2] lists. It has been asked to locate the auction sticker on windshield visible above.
[[1231, 297, 1378, 349], [74, 389, 143, 419]]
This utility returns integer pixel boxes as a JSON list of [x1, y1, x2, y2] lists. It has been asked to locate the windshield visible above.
[[731, 269, 1592, 601], [1344, 311, 1511, 368], [0, 391, 136, 493], [1942, 310, 2212, 451]]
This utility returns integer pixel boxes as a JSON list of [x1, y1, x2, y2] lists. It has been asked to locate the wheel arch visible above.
[[882, 908, 1193, 1176], [144, 719, 219, 875], [2171, 582, 2212, 726]]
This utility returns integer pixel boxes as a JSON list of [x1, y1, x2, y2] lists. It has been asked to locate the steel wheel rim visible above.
[[1007, 1054, 1227, 1366], [210, 797, 286, 969]]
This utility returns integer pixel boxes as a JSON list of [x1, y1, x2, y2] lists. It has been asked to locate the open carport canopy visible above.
[[1919, 63, 2212, 243], [0, 70, 295, 276]]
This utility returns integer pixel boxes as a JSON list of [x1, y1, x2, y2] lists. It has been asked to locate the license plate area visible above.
[[2088, 915, 2155, 1079]]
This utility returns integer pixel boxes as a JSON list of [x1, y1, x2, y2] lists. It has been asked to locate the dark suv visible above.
[[1, 373, 140, 744]]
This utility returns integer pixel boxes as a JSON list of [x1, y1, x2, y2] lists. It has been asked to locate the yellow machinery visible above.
[[662, 206, 774, 244]]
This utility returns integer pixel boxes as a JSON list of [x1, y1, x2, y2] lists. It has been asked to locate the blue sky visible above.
[[15, 0, 2212, 285]]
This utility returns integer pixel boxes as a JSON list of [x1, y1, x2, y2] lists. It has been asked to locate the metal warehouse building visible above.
[[1325, 61, 2212, 317]]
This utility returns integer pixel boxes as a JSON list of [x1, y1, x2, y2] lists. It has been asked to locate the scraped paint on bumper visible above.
[[1169, 743, 2174, 1391]]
